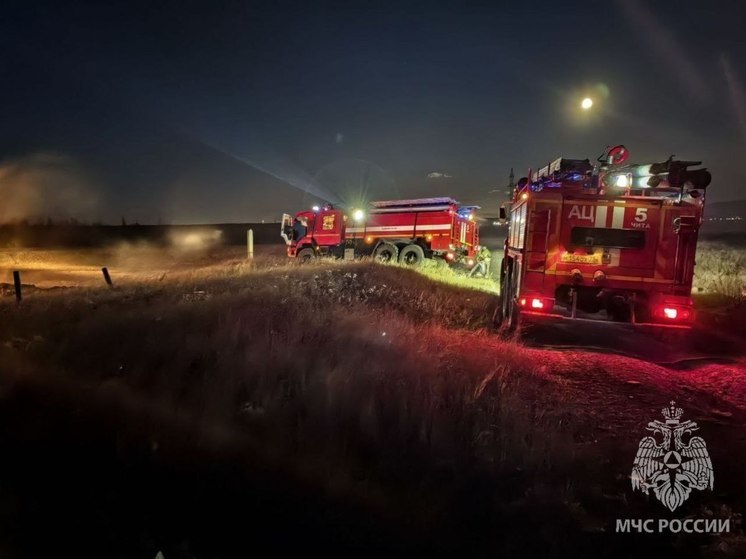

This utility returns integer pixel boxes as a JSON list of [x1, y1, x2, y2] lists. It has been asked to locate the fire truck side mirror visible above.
[[499, 207, 507, 221]]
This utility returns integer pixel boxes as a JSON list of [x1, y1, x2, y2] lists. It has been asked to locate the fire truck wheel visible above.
[[492, 302, 503, 327], [499, 264, 510, 319], [399, 244, 425, 267], [493, 268, 507, 326], [501, 262, 519, 331], [507, 298, 520, 331], [373, 242, 399, 263], [296, 248, 316, 263]]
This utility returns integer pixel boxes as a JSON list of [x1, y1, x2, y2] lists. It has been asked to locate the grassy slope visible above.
[[1, 261, 551, 556], [1, 253, 746, 557]]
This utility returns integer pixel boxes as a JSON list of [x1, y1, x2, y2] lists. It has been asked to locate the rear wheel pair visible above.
[[399, 244, 425, 266], [300, 243, 427, 267], [373, 242, 398, 263], [374, 243, 425, 267]]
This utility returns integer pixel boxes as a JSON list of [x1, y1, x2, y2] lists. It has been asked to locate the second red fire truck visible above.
[[497, 145, 711, 329], [281, 197, 479, 266]]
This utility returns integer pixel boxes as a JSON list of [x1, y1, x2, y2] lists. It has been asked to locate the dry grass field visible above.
[[1, 242, 746, 557], [693, 241, 746, 299]]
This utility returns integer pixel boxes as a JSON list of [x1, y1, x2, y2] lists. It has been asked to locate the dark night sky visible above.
[[1, 0, 745, 223]]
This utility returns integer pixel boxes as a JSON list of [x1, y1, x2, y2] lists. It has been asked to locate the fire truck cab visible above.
[[498, 146, 711, 330]]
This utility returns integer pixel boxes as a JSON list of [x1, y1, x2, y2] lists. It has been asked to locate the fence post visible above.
[[247, 229, 254, 259], [102, 267, 113, 287], [13, 271, 22, 303]]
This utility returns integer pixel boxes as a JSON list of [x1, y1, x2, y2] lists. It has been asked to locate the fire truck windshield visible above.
[[570, 227, 645, 249]]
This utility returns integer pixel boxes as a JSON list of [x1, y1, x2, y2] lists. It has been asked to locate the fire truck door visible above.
[[312, 210, 344, 246], [523, 209, 551, 293], [281, 214, 293, 245]]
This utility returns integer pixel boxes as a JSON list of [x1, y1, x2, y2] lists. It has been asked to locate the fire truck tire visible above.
[[399, 244, 425, 267], [373, 242, 399, 263], [499, 262, 510, 319], [296, 248, 316, 263], [508, 297, 520, 331], [501, 261, 519, 331], [492, 302, 503, 327], [494, 264, 507, 326]]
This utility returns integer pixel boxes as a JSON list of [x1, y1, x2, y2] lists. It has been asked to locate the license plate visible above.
[[560, 252, 602, 265]]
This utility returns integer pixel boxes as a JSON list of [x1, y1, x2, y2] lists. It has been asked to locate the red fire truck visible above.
[[497, 145, 711, 329], [281, 197, 479, 266]]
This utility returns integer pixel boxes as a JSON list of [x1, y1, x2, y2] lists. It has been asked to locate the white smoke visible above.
[[0, 152, 98, 223]]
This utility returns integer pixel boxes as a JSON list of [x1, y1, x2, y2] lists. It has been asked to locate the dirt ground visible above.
[[1, 245, 745, 558], [0, 244, 286, 288]]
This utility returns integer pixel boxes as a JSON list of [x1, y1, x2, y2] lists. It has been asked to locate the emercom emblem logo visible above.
[[631, 401, 714, 511]]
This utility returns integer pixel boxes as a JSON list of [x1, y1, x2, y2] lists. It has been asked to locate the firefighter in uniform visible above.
[[469, 245, 492, 278]]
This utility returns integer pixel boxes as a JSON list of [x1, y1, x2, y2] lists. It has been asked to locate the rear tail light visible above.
[[518, 297, 552, 312], [653, 304, 693, 322]]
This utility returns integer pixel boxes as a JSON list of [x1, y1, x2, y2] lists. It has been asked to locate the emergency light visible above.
[[602, 172, 633, 189]]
